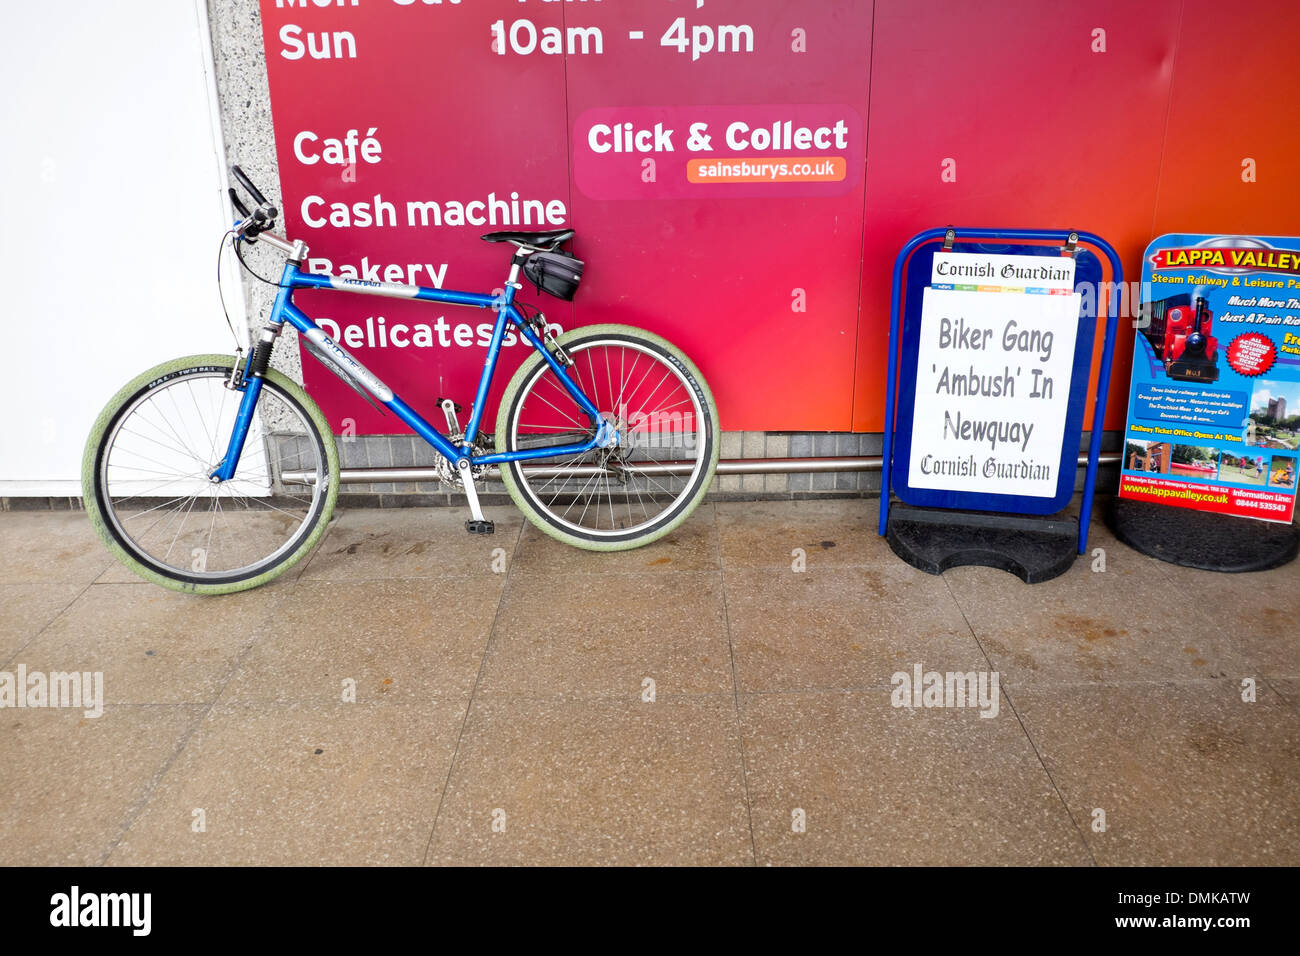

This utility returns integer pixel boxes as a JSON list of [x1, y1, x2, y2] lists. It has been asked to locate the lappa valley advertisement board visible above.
[[1118, 234, 1300, 523]]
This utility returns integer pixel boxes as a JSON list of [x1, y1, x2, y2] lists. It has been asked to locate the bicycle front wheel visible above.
[[82, 354, 339, 593], [496, 324, 720, 550]]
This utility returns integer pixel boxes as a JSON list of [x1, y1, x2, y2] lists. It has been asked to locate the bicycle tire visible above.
[[82, 354, 339, 593], [495, 324, 719, 550]]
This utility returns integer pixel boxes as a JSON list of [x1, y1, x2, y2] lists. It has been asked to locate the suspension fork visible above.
[[211, 323, 278, 482]]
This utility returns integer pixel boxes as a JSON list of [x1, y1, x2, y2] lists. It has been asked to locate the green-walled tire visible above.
[[495, 324, 719, 551], [82, 354, 339, 594]]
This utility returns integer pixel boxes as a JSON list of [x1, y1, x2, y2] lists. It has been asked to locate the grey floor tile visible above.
[[16, 583, 287, 705], [299, 506, 522, 581], [108, 700, 466, 866], [0, 512, 114, 585], [1013, 680, 1300, 865], [220, 576, 501, 705], [424, 697, 752, 866], [942, 554, 1256, 687], [477, 569, 732, 701], [1137, 551, 1300, 679], [724, 564, 987, 694], [0, 583, 86, 662], [740, 690, 1089, 865], [716, 498, 890, 570], [1269, 678, 1300, 713], [0, 703, 203, 865], [508, 503, 719, 578]]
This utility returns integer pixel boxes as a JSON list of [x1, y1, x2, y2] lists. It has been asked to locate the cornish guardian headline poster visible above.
[[1118, 234, 1300, 523]]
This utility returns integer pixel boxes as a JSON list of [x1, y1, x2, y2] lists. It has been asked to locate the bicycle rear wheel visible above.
[[495, 324, 719, 550], [82, 354, 339, 593]]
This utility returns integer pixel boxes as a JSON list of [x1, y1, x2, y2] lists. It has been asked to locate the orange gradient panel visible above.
[[852, 0, 1182, 433], [1152, 0, 1300, 238]]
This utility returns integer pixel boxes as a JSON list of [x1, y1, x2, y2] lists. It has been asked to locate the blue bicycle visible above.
[[83, 167, 719, 593]]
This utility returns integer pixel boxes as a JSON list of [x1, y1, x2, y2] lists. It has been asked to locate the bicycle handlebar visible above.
[[225, 162, 305, 260], [229, 164, 280, 240], [227, 187, 251, 219], [231, 165, 270, 209]]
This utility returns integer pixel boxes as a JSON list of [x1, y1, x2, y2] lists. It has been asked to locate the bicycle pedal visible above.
[[465, 519, 495, 535]]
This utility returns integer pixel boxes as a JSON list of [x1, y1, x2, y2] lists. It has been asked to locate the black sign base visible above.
[[1105, 496, 1298, 572], [885, 505, 1078, 583]]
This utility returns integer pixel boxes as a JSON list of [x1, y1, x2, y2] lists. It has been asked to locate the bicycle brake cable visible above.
[[233, 234, 294, 289], [215, 230, 244, 354]]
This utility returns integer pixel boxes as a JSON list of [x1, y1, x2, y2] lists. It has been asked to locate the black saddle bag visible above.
[[523, 251, 584, 301]]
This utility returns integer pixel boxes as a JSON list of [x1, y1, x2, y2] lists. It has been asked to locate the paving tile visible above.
[[0, 498, 1293, 867], [943, 551, 1256, 687], [108, 700, 465, 866], [0, 512, 114, 585], [477, 569, 731, 701], [724, 565, 987, 694], [299, 506, 523, 581], [716, 498, 891, 569], [0, 704, 202, 865], [508, 503, 720, 577], [1269, 678, 1300, 714], [739, 690, 1089, 865], [1013, 681, 1300, 865], [220, 577, 499, 704], [1137, 552, 1300, 679], [16, 583, 286, 705], [0, 583, 85, 662], [425, 697, 751, 865]]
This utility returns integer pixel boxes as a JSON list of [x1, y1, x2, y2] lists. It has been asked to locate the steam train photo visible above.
[[1137, 293, 1221, 383]]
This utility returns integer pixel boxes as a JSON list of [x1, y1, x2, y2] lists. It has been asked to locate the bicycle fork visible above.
[[210, 328, 276, 482]]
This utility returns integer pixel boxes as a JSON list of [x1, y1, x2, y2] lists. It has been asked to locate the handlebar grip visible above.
[[228, 187, 251, 219], [231, 165, 269, 208]]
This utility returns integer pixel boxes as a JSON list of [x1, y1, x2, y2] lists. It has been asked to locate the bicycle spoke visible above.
[[510, 337, 709, 538], [99, 370, 326, 579]]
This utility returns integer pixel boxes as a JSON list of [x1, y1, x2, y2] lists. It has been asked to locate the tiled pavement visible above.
[[0, 498, 1296, 865]]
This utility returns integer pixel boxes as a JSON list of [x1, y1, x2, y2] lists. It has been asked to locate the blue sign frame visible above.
[[879, 227, 1123, 554]]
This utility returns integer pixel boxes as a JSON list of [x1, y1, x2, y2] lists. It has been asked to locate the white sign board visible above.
[[0, 0, 243, 495], [907, 253, 1082, 498]]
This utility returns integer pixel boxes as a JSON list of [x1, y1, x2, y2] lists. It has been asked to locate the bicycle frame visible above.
[[212, 253, 613, 483]]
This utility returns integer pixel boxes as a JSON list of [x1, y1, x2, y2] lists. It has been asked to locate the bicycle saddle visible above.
[[480, 229, 574, 248]]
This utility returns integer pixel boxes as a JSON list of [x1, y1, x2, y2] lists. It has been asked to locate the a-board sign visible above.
[[1118, 234, 1300, 523], [908, 253, 1080, 498], [891, 245, 1095, 515]]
